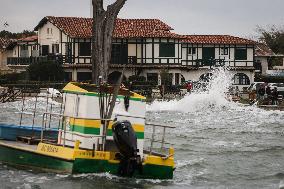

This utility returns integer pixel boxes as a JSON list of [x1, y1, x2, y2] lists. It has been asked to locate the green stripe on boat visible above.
[[70, 125, 144, 139], [70, 125, 100, 135]]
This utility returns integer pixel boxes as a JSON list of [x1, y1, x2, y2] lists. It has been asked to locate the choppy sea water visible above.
[[1, 68, 284, 189]]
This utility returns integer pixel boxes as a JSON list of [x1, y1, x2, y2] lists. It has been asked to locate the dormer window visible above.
[[47, 28, 49, 34]]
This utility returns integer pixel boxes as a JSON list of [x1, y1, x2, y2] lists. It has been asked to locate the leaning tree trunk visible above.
[[91, 0, 126, 84]]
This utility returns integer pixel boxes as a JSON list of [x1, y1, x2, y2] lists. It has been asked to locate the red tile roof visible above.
[[35, 16, 175, 39], [255, 43, 276, 56], [18, 35, 38, 42], [181, 35, 255, 45]]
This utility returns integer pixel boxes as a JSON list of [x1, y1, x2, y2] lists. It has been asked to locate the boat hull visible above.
[[0, 142, 174, 179], [0, 143, 73, 173]]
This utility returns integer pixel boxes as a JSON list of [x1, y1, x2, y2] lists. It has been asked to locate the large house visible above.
[[3, 16, 256, 90], [255, 43, 284, 77], [6, 35, 39, 73]]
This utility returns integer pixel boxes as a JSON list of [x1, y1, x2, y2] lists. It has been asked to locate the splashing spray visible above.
[[147, 67, 235, 113]]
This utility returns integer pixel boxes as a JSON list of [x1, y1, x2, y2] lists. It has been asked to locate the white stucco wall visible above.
[[38, 21, 65, 54], [2, 50, 13, 66], [255, 57, 268, 75]]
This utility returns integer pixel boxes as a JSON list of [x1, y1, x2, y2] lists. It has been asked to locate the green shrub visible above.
[[27, 61, 64, 81], [0, 72, 27, 82]]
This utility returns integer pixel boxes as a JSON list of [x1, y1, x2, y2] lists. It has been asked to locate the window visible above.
[[111, 44, 128, 64], [64, 72, 72, 81], [175, 73, 180, 85], [20, 45, 28, 51], [47, 28, 52, 35], [235, 48, 247, 60], [220, 47, 229, 55], [233, 73, 250, 85], [41, 45, 49, 56], [52, 44, 59, 54], [79, 42, 91, 56], [147, 73, 158, 85], [65, 43, 72, 63], [159, 43, 175, 57], [202, 47, 215, 66], [20, 45, 29, 57], [188, 47, 196, 55], [161, 73, 173, 86], [32, 45, 39, 57]]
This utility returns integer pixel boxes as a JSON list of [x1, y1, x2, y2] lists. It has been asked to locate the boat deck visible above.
[[0, 140, 38, 151]]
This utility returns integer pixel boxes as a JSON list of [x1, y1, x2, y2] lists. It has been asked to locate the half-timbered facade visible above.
[[5, 16, 256, 90], [180, 35, 255, 89]]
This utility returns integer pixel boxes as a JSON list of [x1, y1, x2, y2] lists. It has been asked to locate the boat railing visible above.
[[114, 114, 175, 155], [115, 114, 145, 120], [18, 111, 61, 129], [40, 112, 64, 143], [41, 112, 113, 148], [145, 122, 176, 155]]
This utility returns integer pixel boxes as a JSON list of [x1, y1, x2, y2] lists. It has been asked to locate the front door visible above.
[[202, 47, 215, 66], [41, 45, 49, 56]]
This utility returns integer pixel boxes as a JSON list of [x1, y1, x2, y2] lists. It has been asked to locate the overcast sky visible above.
[[0, 0, 283, 39]]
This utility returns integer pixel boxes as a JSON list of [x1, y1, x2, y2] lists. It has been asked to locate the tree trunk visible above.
[[91, 0, 127, 84]]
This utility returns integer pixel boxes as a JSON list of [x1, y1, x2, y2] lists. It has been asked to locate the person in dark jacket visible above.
[[271, 87, 279, 105], [266, 85, 271, 96], [258, 84, 265, 101]]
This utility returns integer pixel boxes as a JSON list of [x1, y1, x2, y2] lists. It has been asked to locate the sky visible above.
[[0, 0, 283, 39]]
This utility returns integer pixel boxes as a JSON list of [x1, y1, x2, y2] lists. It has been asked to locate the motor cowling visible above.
[[112, 120, 138, 158], [112, 120, 142, 176]]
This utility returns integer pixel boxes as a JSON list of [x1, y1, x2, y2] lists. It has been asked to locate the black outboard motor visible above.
[[112, 120, 142, 176]]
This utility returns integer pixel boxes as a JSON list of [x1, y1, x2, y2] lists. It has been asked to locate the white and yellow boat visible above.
[[0, 82, 175, 179]]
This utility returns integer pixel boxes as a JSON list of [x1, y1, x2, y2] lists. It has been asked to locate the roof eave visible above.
[[34, 17, 49, 31]]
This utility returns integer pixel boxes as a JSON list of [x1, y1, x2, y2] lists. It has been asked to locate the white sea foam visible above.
[[147, 67, 284, 118], [147, 67, 234, 113]]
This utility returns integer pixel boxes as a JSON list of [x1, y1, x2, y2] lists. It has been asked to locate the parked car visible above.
[[180, 80, 193, 91]]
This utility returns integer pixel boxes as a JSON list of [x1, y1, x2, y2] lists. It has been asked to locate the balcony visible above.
[[194, 59, 226, 67], [7, 55, 66, 66]]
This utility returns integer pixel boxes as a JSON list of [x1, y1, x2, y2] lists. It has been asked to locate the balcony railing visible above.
[[195, 59, 226, 67], [7, 55, 66, 65]]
